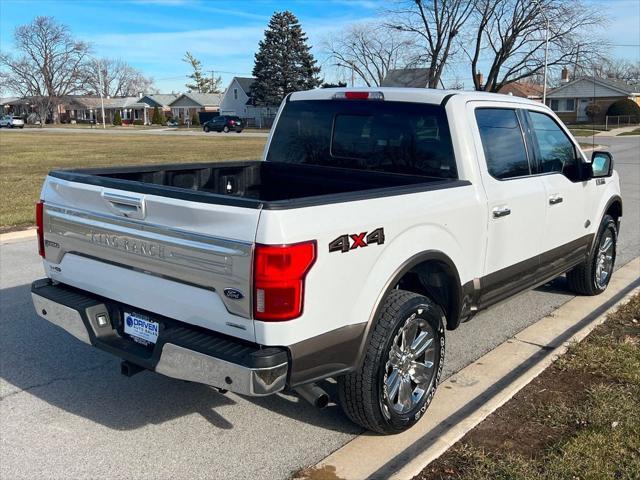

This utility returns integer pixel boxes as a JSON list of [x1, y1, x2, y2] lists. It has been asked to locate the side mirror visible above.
[[591, 151, 614, 178]]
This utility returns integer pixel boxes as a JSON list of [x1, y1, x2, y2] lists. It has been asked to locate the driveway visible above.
[[1, 136, 638, 480]]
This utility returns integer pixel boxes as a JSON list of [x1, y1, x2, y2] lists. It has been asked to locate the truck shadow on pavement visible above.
[[0, 283, 359, 435]]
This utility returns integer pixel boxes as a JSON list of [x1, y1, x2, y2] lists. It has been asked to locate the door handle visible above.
[[492, 206, 511, 218], [102, 192, 146, 219], [549, 195, 564, 205]]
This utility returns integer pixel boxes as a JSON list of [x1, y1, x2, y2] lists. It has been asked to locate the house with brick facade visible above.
[[546, 77, 640, 124]]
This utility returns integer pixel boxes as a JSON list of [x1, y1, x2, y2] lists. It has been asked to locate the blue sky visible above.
[[1, 0, 638, 93]]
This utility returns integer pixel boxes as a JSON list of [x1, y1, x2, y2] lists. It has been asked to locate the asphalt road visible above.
[[1, 136, 638, 480]]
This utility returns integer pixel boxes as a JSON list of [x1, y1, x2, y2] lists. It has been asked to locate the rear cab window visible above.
[[474, 108, 532, 179], [266, 100, 458, 179]]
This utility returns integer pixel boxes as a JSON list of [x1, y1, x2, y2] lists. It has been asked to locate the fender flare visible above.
[[353, 250, 466, 370]]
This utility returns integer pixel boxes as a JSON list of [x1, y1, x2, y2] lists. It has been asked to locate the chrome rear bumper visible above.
[[31, 280, 288, 397]]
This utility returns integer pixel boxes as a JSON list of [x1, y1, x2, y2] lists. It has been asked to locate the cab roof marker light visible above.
[[333, 91, 385, 101]]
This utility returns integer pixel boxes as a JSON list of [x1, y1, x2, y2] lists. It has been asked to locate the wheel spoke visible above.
[[410, 360, 434, 385], [397, 376, 413, 411], [386, 369, 401, 401], [401, 320, 418, 351], [600, 236, 613, 253], [410, 332, 433, 358], [388, 345, 403, 367]]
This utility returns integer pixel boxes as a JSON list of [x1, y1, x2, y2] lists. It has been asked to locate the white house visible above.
[[547, 76, 640, 123], [219, 77, 278, 127]]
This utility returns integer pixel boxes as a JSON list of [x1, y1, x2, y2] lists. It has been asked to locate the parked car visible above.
[[203, 115, 243, 133], [165, 118, 179, 128], [32, 88, 621, 434], [0, 115, 25, 128]]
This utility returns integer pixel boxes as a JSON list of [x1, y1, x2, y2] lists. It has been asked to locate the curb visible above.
[[301, 257, 640, 480], [0, 227, 37, 243]]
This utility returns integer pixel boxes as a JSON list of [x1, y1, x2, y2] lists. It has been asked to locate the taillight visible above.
[[36, 200, 45, 257], [229, 120, 235, 125], [253, 241, 316, 321]]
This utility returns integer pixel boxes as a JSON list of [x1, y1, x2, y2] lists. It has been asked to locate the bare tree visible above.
[[465, 0, 605, 92], [0, 16, 90, 124], [83, 58, 155, 97], [323, 22, 418, 87], [582, 58, 640, 85], [387, 0, 475, 88]]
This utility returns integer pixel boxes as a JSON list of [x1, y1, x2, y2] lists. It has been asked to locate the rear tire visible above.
[[223, 126, 230, 133], [338, 289, 445, 434], [203, 125, 210, 133], [567, 214, 617, 295]]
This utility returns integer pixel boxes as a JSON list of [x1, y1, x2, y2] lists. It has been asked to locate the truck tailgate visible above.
[[40, 175, 259, 341]]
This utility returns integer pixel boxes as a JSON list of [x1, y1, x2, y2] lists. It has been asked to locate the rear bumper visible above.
[[31, 279, 289, 396]]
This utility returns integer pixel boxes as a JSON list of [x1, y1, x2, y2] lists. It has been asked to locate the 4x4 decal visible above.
[[329, 228, 385, 253]]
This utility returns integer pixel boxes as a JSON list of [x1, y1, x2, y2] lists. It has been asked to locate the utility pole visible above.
[[532, 0, 550, 105], [90, 56, 107, 129], [210, 70, 215, 93]]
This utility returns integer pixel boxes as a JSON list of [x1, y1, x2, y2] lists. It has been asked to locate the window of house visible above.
[[475, 108, 531, 179], [234, 88, 238, 100], [528, 111, 580, 180], [549, 98, 575, 112]]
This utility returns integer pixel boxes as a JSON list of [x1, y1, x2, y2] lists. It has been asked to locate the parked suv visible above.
[[203, 115, 243, 133], [0, 115, 25, 128]]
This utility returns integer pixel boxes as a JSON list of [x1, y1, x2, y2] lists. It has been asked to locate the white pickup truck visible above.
[[32, 88, 622, 434]]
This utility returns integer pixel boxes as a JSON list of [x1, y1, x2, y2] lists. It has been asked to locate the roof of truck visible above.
[[290, 87, 546, 108]]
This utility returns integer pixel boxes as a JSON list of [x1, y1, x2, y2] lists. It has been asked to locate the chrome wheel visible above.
[[595, 230, 614, 289], [383, 311, 437, 415]]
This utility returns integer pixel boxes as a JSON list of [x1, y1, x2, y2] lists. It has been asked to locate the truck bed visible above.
[[49, 161, 466, 210]]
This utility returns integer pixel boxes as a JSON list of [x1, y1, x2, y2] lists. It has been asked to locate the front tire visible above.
[[338, 290, 445, 434], [567, 214, 617, 295]]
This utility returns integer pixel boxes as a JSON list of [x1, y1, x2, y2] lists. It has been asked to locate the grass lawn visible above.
[[618, 127, 640, 136], [0, 131, 266, 230], [419, 292, 640, 480]]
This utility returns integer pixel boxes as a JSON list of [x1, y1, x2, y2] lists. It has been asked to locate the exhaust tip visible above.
[[315, 392, 329, 409], [295, 383, 330, 409]]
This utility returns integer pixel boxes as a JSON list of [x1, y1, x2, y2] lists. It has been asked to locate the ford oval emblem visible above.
[[224, 288, 244, 300]]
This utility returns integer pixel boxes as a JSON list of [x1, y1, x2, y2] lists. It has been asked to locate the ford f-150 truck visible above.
[[31, 88, 622, 434]]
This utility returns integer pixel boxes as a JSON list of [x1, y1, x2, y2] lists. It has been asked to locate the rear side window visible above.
[[528, 111, 579, 180], [475, 108, 530, 179], [266, 100, 457, 178]]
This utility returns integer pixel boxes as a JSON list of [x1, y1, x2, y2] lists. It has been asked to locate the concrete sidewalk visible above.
[[595, 125, 639, 136]]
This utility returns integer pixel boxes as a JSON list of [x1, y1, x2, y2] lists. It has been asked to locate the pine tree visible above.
[[252, 11, 321, 106], [183, 51, 222, 93], [151, 106, 162, 125], [190, 112, 200, 126], [113, 110, 122, 126]]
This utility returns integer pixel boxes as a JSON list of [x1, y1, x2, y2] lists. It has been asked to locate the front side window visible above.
[[475, 108, 531, 179], [528, 111, 579, 180]]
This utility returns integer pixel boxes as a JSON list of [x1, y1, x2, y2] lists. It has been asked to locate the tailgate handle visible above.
[[102, 192, 146, 219]]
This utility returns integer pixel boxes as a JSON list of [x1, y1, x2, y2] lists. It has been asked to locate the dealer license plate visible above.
[[124, 311, 159, 345]]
